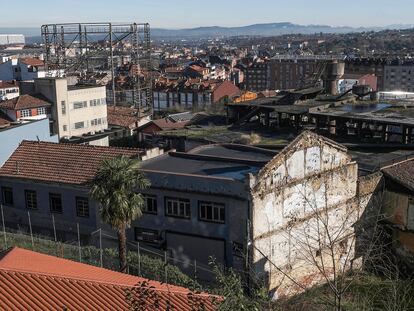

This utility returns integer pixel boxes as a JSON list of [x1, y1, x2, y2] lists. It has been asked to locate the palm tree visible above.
[[89, 155, 150, 272]]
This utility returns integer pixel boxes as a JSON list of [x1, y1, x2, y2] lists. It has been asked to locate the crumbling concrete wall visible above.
[[250, 132, 360, 298]]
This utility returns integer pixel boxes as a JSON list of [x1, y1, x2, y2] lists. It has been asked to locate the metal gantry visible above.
[[41, 22, 152, 114]]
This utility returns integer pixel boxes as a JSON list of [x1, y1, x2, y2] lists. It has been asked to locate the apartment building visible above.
[[0, 95, 51, 122], [0, 81, 19, 101], [0, 57, 46, 81], [384, 63, 414, 92], [345, 58, 386, 91], [245, 60, 269, 91], [153, 79, 240, 111], [245, 56, 340, 92], [34, 77, 109, 146]]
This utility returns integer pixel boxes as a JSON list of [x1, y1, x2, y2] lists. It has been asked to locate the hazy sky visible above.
[[1, 0, 413, 29]]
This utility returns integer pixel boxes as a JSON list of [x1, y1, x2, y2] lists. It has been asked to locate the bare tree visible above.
[[278, 184, 387, 311]]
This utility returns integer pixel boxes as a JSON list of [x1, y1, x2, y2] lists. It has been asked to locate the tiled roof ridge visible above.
[[0, 248, 196, 294], [19, 139, 140, 153], [0, 266, 207, 296]]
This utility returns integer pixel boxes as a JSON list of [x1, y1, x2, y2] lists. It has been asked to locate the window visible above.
[[21, 109, 31, 117], [76, 197, 89, 217], [165, 197, 190, 219], [142, 195, 157, 214], [73, 101, 87, 109], [63, 125, 68, 132], [1, 187, 13, 206], [74, 121, 85, 129], [89, 99, 101, 106], [199, 201, 225, 223], [49, 193, 62, 213], [25, 190, 37, 210], [61, 101, 66, 115], [135, 227, 160, 243], [37, 107, 46, 115]]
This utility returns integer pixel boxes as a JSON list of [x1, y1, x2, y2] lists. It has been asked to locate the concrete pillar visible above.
[[357, 121, 362, 138], [381, 124, 388, 142], [265, 111, 270, 128], [402, 125, 408, 144]]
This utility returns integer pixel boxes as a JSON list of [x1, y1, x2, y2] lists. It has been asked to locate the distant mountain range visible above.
[[1, 22, 414, 42]]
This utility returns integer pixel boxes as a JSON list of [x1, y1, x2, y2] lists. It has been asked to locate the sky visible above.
[[1, 0, 413, 29]]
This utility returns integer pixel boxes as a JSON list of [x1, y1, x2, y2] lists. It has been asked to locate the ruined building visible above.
[[0, 131, 381, 296]]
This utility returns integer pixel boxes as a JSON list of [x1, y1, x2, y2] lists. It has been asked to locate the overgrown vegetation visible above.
[[0, 230, 196, 289]]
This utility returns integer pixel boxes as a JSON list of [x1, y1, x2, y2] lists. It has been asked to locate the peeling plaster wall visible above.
[[250, 132, 359, 297]]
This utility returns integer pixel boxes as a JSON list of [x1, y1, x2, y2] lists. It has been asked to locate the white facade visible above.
[[338, 78, 358, 94], [250, 132, 361, 297], [34, 78, 108, 145], [0, 84, 19, 101], [0, 34, 25, 45]]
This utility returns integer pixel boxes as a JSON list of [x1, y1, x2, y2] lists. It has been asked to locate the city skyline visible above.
[[1, 0, 413, 29]]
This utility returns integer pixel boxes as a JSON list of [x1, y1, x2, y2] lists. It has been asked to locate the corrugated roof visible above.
[[0, 94, 51, 110], [0, 141, 141, 185], [0, 247, 220, 310]]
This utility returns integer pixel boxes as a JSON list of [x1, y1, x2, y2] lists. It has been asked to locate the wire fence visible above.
[[0, 204, 218, 290]]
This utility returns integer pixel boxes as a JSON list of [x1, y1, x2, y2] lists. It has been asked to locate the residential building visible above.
[[0, 247, 219, 310], [107, 106, 151, 141], [0, 94, 51, 123], [0, 132, 377, 295], [33, 77, 109, 146], [137, 117, 189, 142], [0, 81, 19, 101], [153, 79, 240, 111], [345, 58, 386, 91], [0, 118, 58, 166], [268, 56, 323, 90], [0, 57, 46, 81], [245, 60, 269, 91], [384, 63, 414, 92], [184, 65, 210, 79]]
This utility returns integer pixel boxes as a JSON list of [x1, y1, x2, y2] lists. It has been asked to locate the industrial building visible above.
[[24, 77, 110, 146], [0, 131, 384, 296], [0, 34, 25, 46]]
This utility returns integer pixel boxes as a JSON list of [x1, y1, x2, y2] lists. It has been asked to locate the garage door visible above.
[[165, 232, 226, 281]]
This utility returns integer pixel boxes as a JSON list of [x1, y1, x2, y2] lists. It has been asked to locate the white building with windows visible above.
[[34, 78, 109, 146], [0, 81, 19, 101]]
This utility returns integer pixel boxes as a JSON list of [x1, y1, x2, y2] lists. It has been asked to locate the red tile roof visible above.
[[0, 94, 50, 110], [0, 81, 18, 90], [0, 247, 220, 311], [19, 57, 44, 67], [152, 118, 189, 130], [0, 140, 141, 185], [107, 106, 140, 128]]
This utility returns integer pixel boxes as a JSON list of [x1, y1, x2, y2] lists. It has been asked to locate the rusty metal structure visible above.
[[41, 22, 152, 113]]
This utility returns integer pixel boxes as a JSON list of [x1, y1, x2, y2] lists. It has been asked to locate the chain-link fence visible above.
[[0, 205, 217, 290]]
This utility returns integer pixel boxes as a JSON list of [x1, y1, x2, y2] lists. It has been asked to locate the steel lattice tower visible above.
[[41, 22, 152, 115]]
